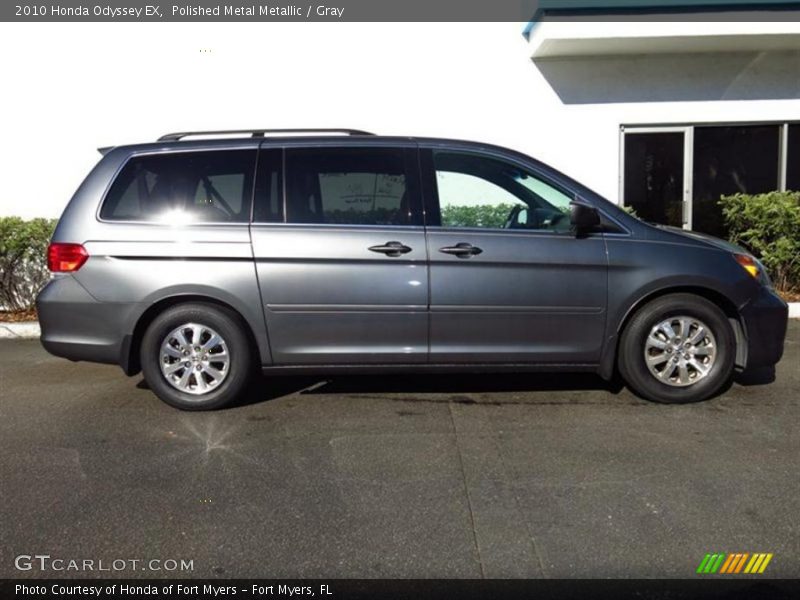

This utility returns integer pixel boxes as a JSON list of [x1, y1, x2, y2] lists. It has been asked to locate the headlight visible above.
[[734, 253, 759, 278], [733, 254, 771, 286]]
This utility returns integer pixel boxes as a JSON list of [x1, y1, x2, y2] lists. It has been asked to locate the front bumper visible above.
[[739, 286, 789, 371], [36, 275, 134, 367]]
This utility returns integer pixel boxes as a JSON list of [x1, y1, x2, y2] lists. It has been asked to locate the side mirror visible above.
[[570, 201, 601, 234]]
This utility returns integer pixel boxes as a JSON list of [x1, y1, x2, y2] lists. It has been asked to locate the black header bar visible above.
[[3, 1, 800, 22], [3, 579, 800, 600]]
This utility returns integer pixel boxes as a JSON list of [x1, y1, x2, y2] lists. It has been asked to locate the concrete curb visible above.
[[1, 304, 798, 339], [0, 322, 40, 339]]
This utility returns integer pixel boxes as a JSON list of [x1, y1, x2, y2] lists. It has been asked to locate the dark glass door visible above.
[[693, 125, 780, 238], [624, 131, 686, 228], [785, 124, 800, 192]]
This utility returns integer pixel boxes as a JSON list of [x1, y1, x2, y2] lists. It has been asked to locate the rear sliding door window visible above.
[[100, 150, 256, 223], [284, 147, 421, 226]]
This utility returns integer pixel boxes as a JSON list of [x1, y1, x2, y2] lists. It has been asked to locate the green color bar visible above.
[[704, 554, 719, 573], [704, 554, 718, 573], [697, 554, 712, 573], [710, 554, 726, 573]]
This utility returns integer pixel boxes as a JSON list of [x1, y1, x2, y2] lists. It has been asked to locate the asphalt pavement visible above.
[[1, 324, 798, 579]]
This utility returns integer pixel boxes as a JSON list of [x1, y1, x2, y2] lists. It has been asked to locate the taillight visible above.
[[47, 243, 89, 272]]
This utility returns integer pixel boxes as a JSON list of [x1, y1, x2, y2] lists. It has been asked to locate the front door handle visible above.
[[439, 243, 483, 258], [368, 241, 412, 257]]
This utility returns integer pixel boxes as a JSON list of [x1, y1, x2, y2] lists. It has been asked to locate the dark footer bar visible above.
[[2, 579, 799, 600]]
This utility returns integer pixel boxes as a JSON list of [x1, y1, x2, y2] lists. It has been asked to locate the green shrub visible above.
[[719, 191, 800, 293], [441, 203, 516, 229], [622, 205, 639, 218], [0, 217, 57, 311]]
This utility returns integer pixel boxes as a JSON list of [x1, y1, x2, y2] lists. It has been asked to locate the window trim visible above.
[[420, 147, 580, 236], [779, 122, 789, 191], [96, 146, 258, 226]]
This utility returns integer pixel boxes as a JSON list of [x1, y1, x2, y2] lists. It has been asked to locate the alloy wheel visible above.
[[159, 323, 230, 395], [643, 316, 717, 387]]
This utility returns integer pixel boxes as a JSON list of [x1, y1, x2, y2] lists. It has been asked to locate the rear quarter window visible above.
[[100, 150, 256, 223]]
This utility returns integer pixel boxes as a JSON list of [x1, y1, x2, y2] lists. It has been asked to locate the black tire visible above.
[[140, 302, 253, 410], [618, 294, 736, 404]]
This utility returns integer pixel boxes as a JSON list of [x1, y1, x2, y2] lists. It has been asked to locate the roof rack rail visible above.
[[158, 129, 376, 142]]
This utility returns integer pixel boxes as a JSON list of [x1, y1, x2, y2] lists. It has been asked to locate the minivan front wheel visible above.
[[141, 303, 252, 410], [618, 294, 735, 404]]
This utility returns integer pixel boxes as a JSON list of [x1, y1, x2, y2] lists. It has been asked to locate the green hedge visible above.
[[0, 217, 56, 311], [720, 191, 800, 293], [441, 204, 516, 229]]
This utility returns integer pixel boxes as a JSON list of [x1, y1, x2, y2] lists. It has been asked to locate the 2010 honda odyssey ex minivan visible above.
[[37, 129, 789, 410]]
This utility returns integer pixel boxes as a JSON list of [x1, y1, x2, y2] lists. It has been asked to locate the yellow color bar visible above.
[[758, 554, 773, 574], [744, 554, 762, 574]]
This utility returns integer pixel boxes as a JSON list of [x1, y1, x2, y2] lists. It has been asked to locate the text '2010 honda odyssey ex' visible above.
[[37, 129, 789, 410]]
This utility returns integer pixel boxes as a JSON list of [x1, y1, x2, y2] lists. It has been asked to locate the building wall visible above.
[[525, 19, 800, 205], [1, 21, 799, 219], [521, 72, 800, 204]]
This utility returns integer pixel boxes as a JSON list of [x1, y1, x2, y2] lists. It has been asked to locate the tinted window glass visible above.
[[787, 124, 800, 192], [623, 132, 685, 228], [693, 126, 779, 237], [252, 149, 283, 223], [101, 150, 256, 223], [433, 151, 573, 232], [285, 148, 416, 226]]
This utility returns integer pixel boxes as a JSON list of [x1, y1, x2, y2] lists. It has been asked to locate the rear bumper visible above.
[[36, 275, 134, 368], [739, 286, 789, 371]]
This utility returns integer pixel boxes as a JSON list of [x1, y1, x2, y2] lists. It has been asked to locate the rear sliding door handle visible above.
[[368, 241, 412, 257], [439, 243, 483, 258]]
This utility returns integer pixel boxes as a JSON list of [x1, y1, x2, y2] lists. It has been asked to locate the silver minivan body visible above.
[[37, 132, 789, 409]]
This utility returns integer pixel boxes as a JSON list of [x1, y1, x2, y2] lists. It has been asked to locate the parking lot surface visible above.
[[1, 323, 798, 579]]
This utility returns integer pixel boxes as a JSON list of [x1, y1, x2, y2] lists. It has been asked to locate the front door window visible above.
[[433, 151, 573, 233]]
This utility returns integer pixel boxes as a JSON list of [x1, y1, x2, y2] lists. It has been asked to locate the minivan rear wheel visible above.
[[141, 303, 252, 410], [618, 294, 735, 404]]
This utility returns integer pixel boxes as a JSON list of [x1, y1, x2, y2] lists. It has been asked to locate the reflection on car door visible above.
[[421, 148, 609, 364], [250, 144, 429, 364]]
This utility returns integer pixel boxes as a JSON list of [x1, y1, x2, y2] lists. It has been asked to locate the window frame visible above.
[[96, 146, 258, 226], [251, 147, 284, 224], [420, 147, 581, 236], [253, 142, 425, 228]]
